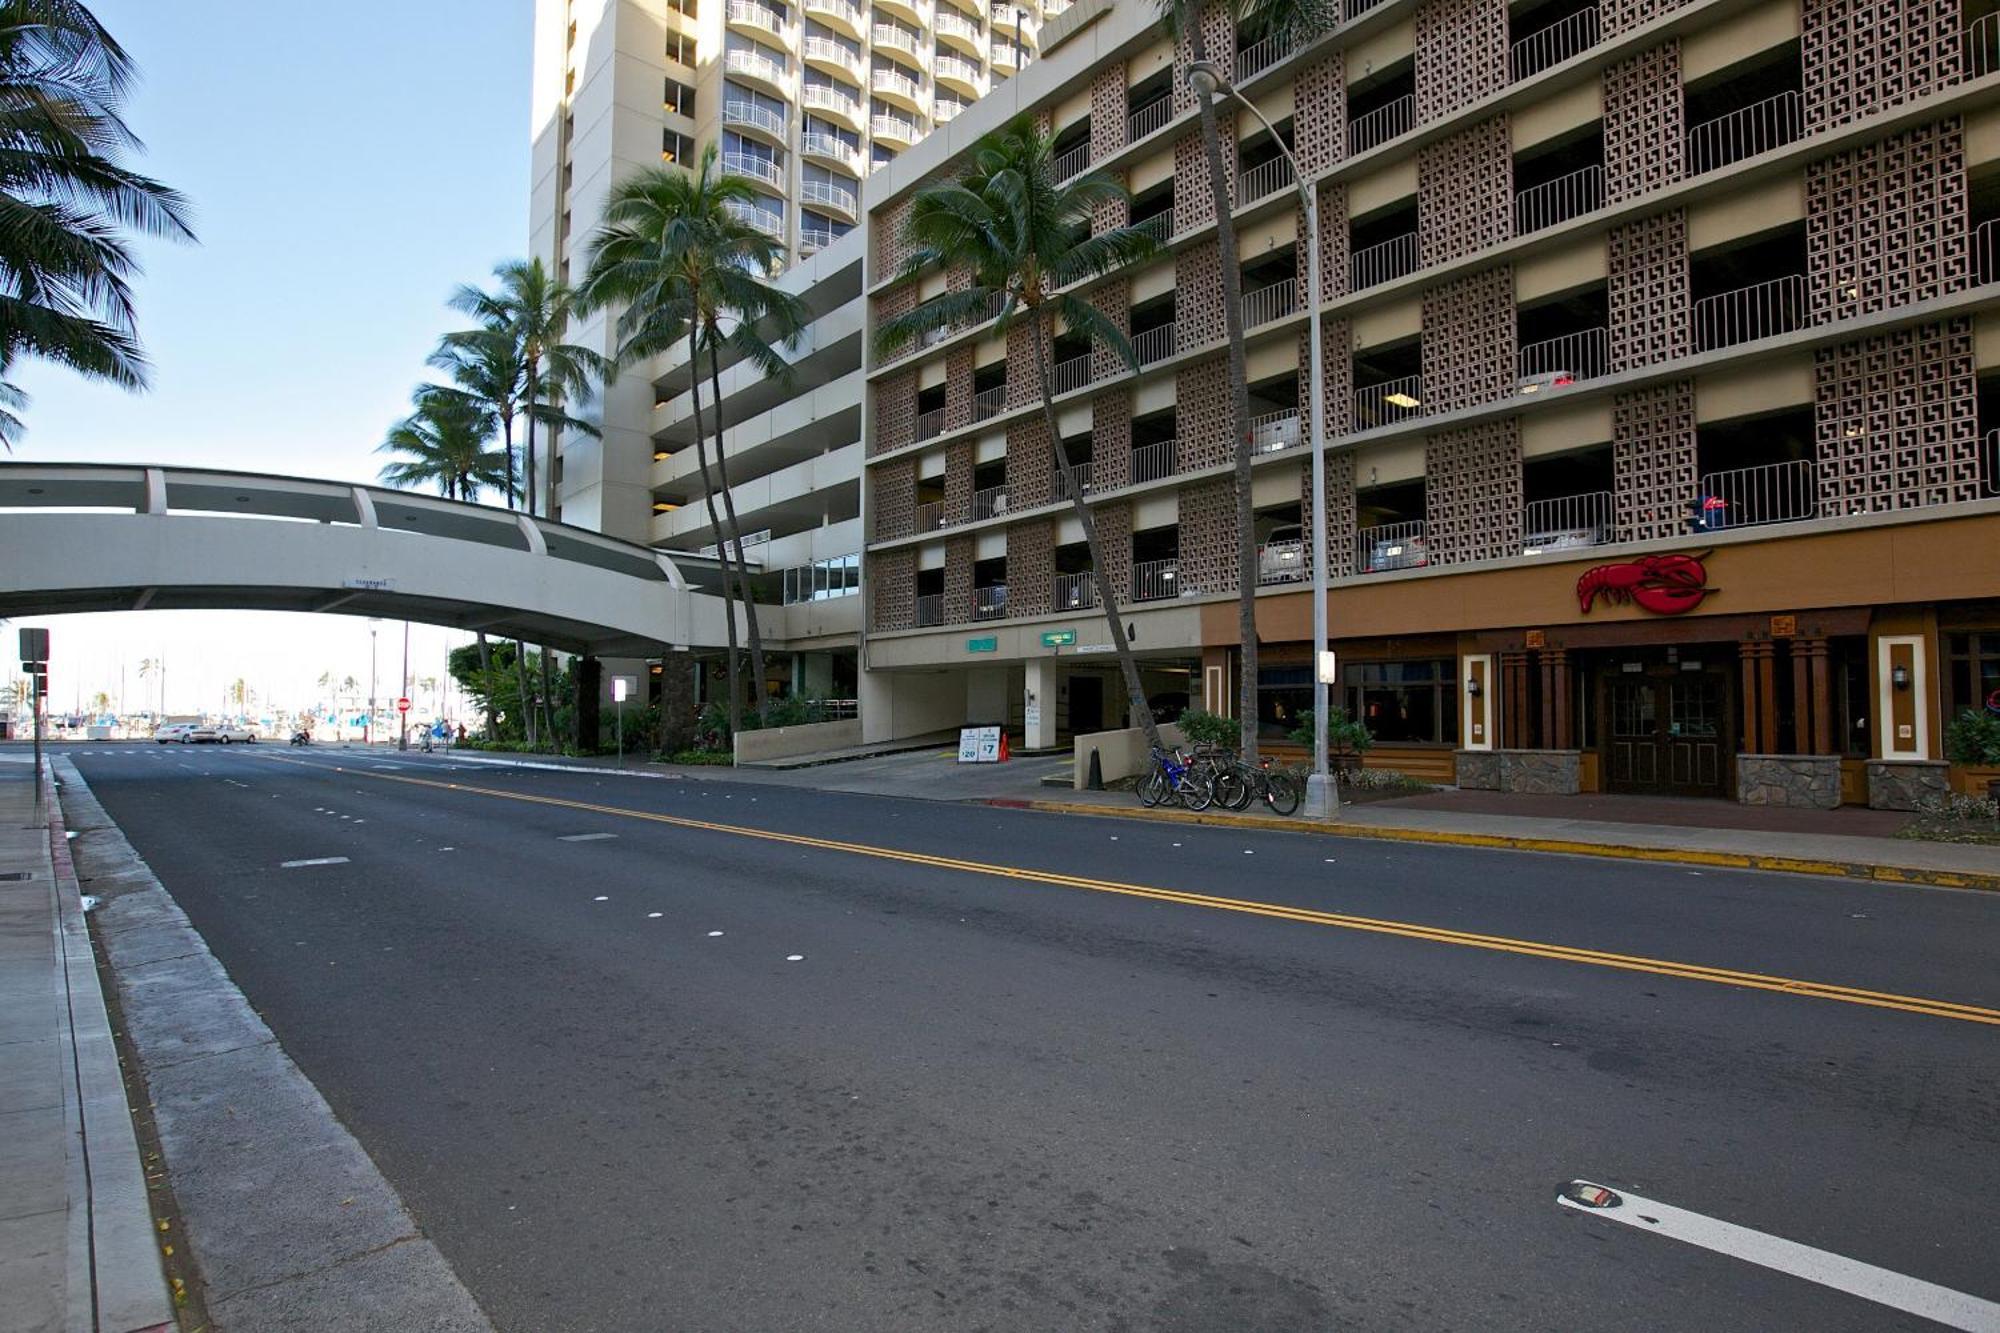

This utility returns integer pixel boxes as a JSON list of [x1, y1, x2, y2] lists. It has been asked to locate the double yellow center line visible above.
[[335, 763, 2000, 1028]]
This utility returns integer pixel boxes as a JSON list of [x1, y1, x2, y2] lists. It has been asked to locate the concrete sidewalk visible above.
[[0, 755, 173, 1333]]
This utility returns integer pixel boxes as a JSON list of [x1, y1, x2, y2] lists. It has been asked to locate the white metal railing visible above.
[[1986, 431, 2000, 498], [1131, 439, 1177, 484], [970, 483, 1009, 520], [1238, 153, 1296, 203], [1053, 572, 1098, 609], [1517, 327, 1607, 383], [936, 53, 983, 87], [1351, 231, 1418, 290], [800, 177, 857, 214], [802, 83, 861, 118], [1696, 458, 1818, 530], [934, 9, 981, 42], [1353, 375, 1424, 431], [871, 23, 918, 54], [1132, 559, 1179, 602], [1348, 94, 1413, 156], [1235, 31, 1291, 82], [1514, 164, 1602, 234], [1250, 407, 1301, 452], [992, 39, 1022, 67], [1970, 12, 2000, 80], [1521, 491, 1613, 553], [935, 99, 968, 123], [698, 527, 772, 558], [1344, 0, 1393, 16], [1243, 277, 1297, 328], [804, 0, 860, 27], [972, 384, 1008, 420], [1051, 353, 1091, 395], [914, 593, 945, 626], [1685, 90, 1802, 176], [1127, 96, 1173, 144], [872, 67, 921, 100], [1357, 520, 1427, 574], [1258, 538, 1307, 584], [973, 585, 1008, 620], [801, 131, 859, 169], [723, 99, 787, 139], [803, 35, 861, 70], [1509, 5, 1599, 83], [1131, 212, 1171, 243], [913, 499, 948, 531], [872, 113, 921, 141], [724, 47, 788, 85], [799, 224, 841, 253], [1693, 273, 1806, 352], [1132, 322, 1176, 365], [1053, 459, 1093, 498], [727, 0, 785, 34], [914, 407, 945, 441], [721, 150, 785, 189], [724, 197, 783, 237], [1054, 142, 1092, 180], [1977, 219, 2000, 285]]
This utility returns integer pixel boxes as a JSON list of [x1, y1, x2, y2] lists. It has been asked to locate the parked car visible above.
[[153, 722, 195, 744], [213, 722, 258, 744], [183, 722, 221, 744]]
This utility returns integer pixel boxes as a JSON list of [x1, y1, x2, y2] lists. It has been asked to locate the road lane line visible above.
[[1558, 1180, 2000, 1330], [557, 832, 618, 842], [256, 758, 2000, 1028], [280, 857, 350, 868]]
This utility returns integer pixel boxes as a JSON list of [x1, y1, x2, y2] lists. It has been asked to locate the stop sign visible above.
[[396, 696, 411, 714]]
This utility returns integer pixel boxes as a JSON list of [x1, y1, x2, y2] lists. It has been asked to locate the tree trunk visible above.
[[686, 330, 743, 736], [501, 411, 516, 510], [512, 641, 533, 746], [1189, 9, 1260, 762], [475, 633, 497, 737], [707, 328, 770, 725], [1028, 303, 1163, 755]]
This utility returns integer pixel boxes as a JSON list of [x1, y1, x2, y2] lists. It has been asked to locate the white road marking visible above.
[[785, 954, 804, 962], [593, 895, 609, 901], [1558, 1180, 2000, 1330], [707, 931, 724, 937], [280, 857, 351, 869], [647, 912, 663, 919], [439, 846, 455, 852], [557, 832, 618, 842]]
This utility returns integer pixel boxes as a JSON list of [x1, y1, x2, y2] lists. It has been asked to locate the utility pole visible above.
[[367, 622, 379, 746], [399, 620, 410, 752]]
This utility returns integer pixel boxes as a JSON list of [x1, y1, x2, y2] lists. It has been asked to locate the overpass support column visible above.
[[1024, 658, 1059, 751]]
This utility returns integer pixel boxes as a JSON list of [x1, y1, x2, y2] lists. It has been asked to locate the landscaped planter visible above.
[[1949, 764, 2000, 799]]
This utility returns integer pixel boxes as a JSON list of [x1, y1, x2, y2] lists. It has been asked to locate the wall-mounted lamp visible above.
[[1891, 664, 1911, 691], [1466, 678, 1483, 698]]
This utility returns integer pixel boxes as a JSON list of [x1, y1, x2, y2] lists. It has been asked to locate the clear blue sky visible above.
[[5, 1, 535, 719]]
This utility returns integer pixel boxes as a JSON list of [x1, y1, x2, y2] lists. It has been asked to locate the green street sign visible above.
[[1040, 629, 1077, 648], [965, 636, 998, 653]]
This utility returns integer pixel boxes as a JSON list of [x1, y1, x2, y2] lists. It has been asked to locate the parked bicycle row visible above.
[[1138, 743, 1302, 816]]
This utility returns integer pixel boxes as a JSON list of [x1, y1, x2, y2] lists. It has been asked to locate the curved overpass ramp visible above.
[[0, 464, 735, 656]]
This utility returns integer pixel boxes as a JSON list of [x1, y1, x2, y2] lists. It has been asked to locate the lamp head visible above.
[[1186, 59, 1229, 98]]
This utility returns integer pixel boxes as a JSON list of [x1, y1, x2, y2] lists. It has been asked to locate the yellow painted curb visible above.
[[1015, 799, 2000, 893]]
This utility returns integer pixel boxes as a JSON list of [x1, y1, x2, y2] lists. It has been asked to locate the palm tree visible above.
[[427, 326, 523, 505], [137, 654, 161, 713], [0, 0, 195, 447], [1154, 0, 1334, 759], [577, 144, 807, 729], [875, 118, 1165, 751], [376, 385, 508, 501]]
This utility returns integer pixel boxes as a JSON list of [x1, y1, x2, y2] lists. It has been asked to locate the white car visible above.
[[154, 722, 195, 744], [213, 723, 258, 744]]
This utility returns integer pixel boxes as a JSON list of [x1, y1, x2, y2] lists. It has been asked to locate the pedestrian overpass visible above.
[[0, 464, 737, 656]]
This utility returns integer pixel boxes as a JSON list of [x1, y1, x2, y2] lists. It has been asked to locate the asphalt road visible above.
[[59, 742, 2000, 1332]]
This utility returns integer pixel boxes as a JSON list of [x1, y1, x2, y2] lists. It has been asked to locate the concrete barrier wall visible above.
[[733, 718, 864, 764], [1072, 723, 1185, 790]]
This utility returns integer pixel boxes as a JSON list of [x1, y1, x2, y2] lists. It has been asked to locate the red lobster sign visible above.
[[1576, 551, 1715, 617]]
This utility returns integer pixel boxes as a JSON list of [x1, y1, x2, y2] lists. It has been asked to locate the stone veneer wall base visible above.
[[1455, 749, 1581, 795], [1866, 759, 1951, 811], [1736, 754, 1842, 809]]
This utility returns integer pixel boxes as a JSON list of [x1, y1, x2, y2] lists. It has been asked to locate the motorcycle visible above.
[[289, 730, 312, 747]]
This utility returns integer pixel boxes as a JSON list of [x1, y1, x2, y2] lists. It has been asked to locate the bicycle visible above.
[[1212, 753, 1302, 816], [1137, 745, 1214, 811]]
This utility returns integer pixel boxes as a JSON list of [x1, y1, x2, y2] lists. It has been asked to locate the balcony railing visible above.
[[1517, 327, 1608, 384], [1509, 5, 1599, 83], [1127, 95, 1173, 144], [913, 499, 949, 531], [802, 83, 861, 119], [1685, 90, 1802, 176], [1053, 459, 1093, 498], [1970, 12, 2000, 80], [803, 35, 863, 73], [1131, 439, 1177, 484], [1353, 375, 1425, 432], [801, 131, 860, 170], [1238, 154, 1296, 204], [724, 47, 788, 85], [1052, 353, 1092, 396], [724, 197, 784, 237], [1243, 277, 1297, 328], [871, 23, 919, 54], [914, 407, 946, 441], [799, 224, 842, 254], [723, 99, 787, 140], [800, 177, 857, 215], [1693, 273, 1806, 352], [915, 593, 945, 626], [1258, 538, 1307, 584], [970, 483, 1009, 520], [872, 68, 921, 101], [727, 0, 785, 35], [1235, 31, 1291, 81], [1351, 231, 1418, 290], [1977, 218, 2000, 285], [1514, 164, 1603, 235], [1131, 212, 1171, 243], [872, 113, 921, 142], [973, 585, 1009, 620], [1132, 322, 1176, 365], [935, 99, 968, 124], [1054, 142, 1092, 180], [1987, 431, 2000, 498], [1357, 520, 1427, 574], [972, 384, 1008, 420], [721, 150, 785, 189], [991, 39, 1022, 67], [1696, 458, 1818, 530], [804, 0, 861, 28], [1133, 559, 1180, 602], [934, 9, 981, 42], [1053, 572, 1098, 610], [1521, 491, 1613, 553], [1348, 94, 1413, 157], [1344, 0, 1393, 15], [1250, 407, 1301, 453], [936, 54, 984, 88]]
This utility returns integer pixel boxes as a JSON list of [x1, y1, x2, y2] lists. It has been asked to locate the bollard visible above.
[[1086, 748, 1103, 791]]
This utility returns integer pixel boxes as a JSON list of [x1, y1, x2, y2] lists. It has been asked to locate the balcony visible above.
[[936, 53, 984, 93], [1514, 164, 1602, 235], [1131, 212, 1171, 244], [991, 39, 1023, 70], [1235, 32, 1292, 83], [724, 197, 784, 238], [802, 82, 862, 123], [1054, 142, 1092, 181], [972, 384, 1008, 420], [914, 407, 946, 441], [1344, 0, 1393, 15], [1053, 572, 1099, 610], [1695, 458, 1817, 530], [1132, 322, 1176, 365], [1353, 375, 1425, 432], [721, 150, 786, 192], [724, 46, 789, 89], [871, 23, 920, 56], [727, 0, 786, 37], [1348, 94, 1413, 157], [1521, 491, 1612, 554], [1257, 538, 1307, 584], [1510, 6, 1599, 83], [872, 113, 922, 145], [1692, 273, 1806, 352], [1351, 232, 1418, 290], [1250, 407, 1301, 453], [871, 67, 922, 106], [1052, 353, 1091, 396], [1053, 460, 1093, 499], [1127, 95, 1173, 145], [973, 585, 1009, 620], [1238, 154, 1296, 204], [800, 176, 858, 217], [1242, 276, 1297, 328], [1132, 559, 1180, 602], [804, 0, 863, 34], [1978, 219, 2000, 285], [1685, 90, 1801, 176], [799, 223, 842, 254], [803, 36, 864, 79], [1357, 520, 1427, 574], [1131, 438, 1178, 484], [722, 99, 788, 143], [934, 8, 982, 47], [971, 484, 1009, 520], [913, 499, 949, 531], [1971, 12, 2000, 80], [801, 130, 861, 172], [915, 593, 945, 627], [1517, 327, 1607, 385]]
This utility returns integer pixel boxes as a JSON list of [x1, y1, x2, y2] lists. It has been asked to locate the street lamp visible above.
[[399, 620, 410, 751], [1186, 59, 1338, 819], [367, 620, 379, 747]]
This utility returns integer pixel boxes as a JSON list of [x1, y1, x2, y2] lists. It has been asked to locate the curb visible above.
[[1008, 797, 2000, 893]]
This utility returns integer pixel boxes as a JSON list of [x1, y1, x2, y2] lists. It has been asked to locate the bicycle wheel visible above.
[[1137, 767, 1169, 807], [1177, 770, 1215, 812], [1262, 771, 1302, 816], [1213, 766, 1251, 811]]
